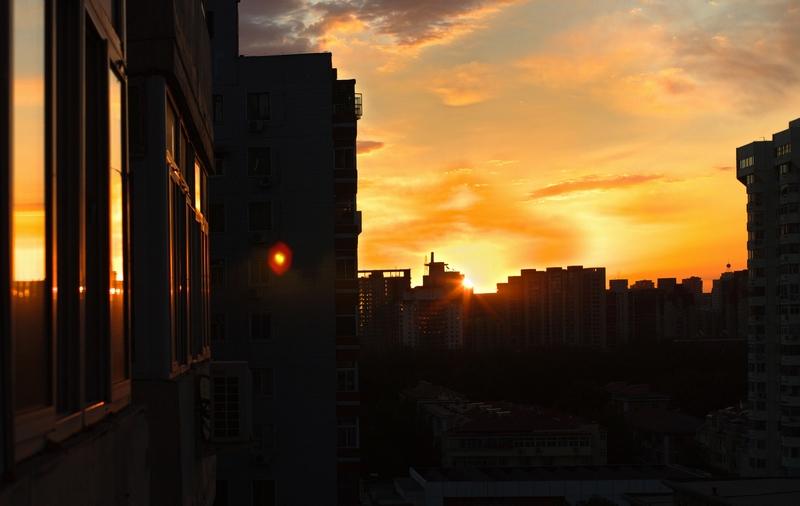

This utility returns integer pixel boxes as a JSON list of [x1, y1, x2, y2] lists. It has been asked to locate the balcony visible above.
[[335, 210, 362, 235], [333, 92, 363, 121]]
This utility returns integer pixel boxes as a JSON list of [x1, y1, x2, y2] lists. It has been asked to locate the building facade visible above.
[[358, 269, 411, 352], [127, 0, 216, 503], [400, 254, 466, 350], [208, 1, 362, 503], [737, 118, 800, 476], [1, 1, 214, 504]]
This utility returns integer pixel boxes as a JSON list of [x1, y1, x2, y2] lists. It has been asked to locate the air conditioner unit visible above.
[[248, 120, 265, 133], [258, 176, 272, 188], [250, 233, 266, 244], [209, 361, 253, 445]]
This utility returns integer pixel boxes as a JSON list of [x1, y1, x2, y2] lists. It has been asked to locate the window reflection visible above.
[[12, 0, 49, 410], [109, 68, 126, 382]]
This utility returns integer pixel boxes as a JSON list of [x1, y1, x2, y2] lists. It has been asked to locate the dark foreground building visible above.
[[208, 1, 362, 503], [1, 0, 214, 504], [737, 118, 800, 476]]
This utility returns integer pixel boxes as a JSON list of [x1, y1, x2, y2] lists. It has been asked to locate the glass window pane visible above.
[[109, 68, 126, 383], [12, 0, 49, 411]]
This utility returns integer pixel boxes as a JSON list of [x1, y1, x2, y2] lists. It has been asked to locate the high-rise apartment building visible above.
[[737, 118, 800, 476], [1, 1, 215, 504], [207, 1, 362, 503], [517, 266, 606, 348], [400, 253, 466, 349], [358, 269, 411, 352]]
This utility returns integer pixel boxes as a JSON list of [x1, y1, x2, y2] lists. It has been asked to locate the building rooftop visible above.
[[606, 381, 671, 401], [451, 403, 588, 434], [667, 479, 800, 506], [627, 408, 703, 435], [401, 381, 466, 403], [414, 465, 703, 483]]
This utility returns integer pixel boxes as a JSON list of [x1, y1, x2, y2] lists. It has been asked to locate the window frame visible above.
[[247, 92, 270, 121], [0, 0, 12, 473], [6, 0, 133, 465]]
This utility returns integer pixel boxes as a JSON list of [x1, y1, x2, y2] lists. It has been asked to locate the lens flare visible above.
[[463, 278, 474, 290], [268, 242, 292, 276]]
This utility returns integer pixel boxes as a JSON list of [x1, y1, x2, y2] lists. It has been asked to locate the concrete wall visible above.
[[0, 407, 149, 506]]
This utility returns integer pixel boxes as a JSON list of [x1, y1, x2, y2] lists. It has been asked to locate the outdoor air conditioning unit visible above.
[[250, 233, 266, 244], [248, 120, 265, 133], [210, 361, 253, 445], [258, 175, 272, 188]]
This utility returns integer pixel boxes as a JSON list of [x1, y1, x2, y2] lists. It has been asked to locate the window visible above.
[[336, 316, 356, 337], [213, 375, 240, 438], [252, 368, 273, 398], [745, 173, 757, 185], [336, 259, 356, 280], [250, 312, 271, 340], [12, 0, 49, 412], [212, 156, 225, 177], [210, 202, 224, 234], [777, 143, 792, 157], [249, 253, 269, 286], [211, 259, 225, 288], [335, 147, 355, 169], [252, 480, 276, 506], [247, 92, 270, 120], [337, 417, 359, 448], [109, 67, 127, 384], [248, 147, 271, 177], [213, 94, 223, 123], [249, 201, 271, 231], [211, 313, 226, 342], [337, 361, 358, 392]]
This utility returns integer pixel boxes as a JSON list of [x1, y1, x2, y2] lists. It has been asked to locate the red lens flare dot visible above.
[[268, 242, 292, 276]]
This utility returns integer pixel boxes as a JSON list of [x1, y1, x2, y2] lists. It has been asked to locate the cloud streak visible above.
[[357, 140, 385, 154], [529, 174, 662, 200]]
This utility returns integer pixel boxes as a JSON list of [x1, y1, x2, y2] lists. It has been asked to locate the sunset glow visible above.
[[208, 1, 800, 291]]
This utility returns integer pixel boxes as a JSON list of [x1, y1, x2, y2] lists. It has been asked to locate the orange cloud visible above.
[[357, 140, 385, 154], [430, 62, 496, 106], [359, 164, 585, 289], [529, 174, 662, 200]]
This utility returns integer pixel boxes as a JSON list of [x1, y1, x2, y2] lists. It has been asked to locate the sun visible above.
[[462, 277, 474, 290]]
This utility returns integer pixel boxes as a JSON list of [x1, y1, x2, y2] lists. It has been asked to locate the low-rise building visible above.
[[696, 406, 750, 476], [363, 465, 705, 506]]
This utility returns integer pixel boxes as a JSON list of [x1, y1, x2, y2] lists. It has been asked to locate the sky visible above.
[[239, 0, 800, 292]]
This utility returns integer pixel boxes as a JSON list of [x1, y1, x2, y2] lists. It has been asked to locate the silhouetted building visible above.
[[363, 466, 703, 506], [208, 0, 362, 502], [711, 270, 748, 339], [606, 382, 671, 417], [358, 269, 411, 352], [666, 478, 800, 505], [607, 279, 631, 346], [626, 409, 703, 466], [400, 253, 466, 349], [1, 1, 214, 504], [464, 292, 504, 350], [440, 403, 607, 468], [697, 405, 750, 476], [737, 119, 800, 477]]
